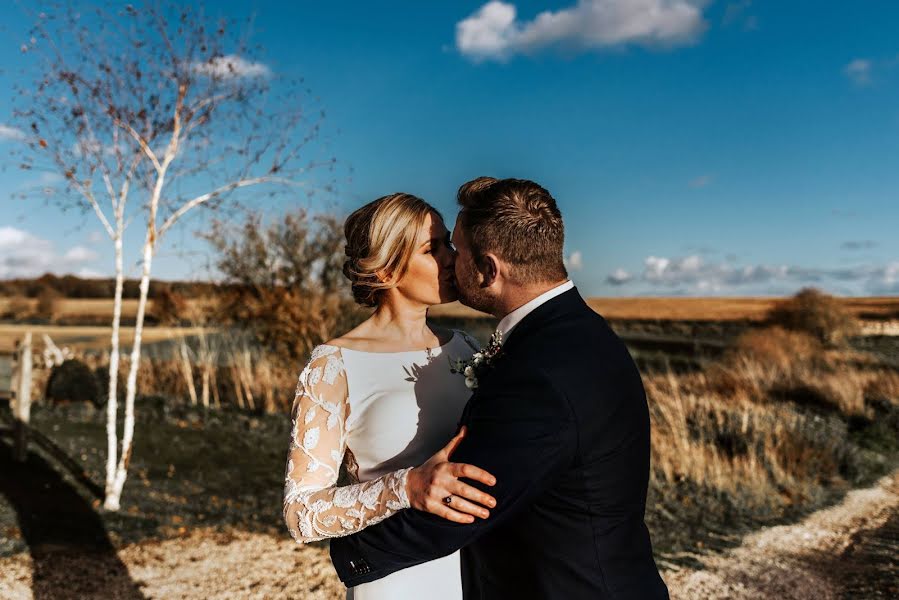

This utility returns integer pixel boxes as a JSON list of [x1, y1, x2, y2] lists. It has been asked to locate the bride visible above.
[[283, 193, 497, 600]]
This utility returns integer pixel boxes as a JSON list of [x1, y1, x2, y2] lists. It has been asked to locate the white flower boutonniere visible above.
[[449, 330, 503, 389]]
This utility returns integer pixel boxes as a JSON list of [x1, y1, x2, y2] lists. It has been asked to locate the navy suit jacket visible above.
[[331, 289, 669, 599]]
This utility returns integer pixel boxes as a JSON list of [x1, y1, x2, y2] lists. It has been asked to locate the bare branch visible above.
[[72, 178, 116, 239], [158, 176, 302, 239], [115, 119, 163, 174]]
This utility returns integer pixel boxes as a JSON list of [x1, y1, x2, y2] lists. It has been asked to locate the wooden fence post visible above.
[[14, 332, 32, 462]]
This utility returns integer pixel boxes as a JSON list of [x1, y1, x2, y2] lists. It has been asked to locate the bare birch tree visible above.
[[10, 2, 331, 510]]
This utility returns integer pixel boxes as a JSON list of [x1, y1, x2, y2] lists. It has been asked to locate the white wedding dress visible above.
[[283, 330, 480, 600]]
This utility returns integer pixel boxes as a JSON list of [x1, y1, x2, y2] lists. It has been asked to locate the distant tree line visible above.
[[0, 274, 227, 300]]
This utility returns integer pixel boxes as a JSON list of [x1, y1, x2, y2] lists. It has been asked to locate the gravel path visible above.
[[664, 470, 899, 599], [1, 471, 896, 599]]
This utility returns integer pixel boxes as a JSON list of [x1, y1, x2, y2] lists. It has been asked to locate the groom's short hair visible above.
[[457, 177, 568, 285]]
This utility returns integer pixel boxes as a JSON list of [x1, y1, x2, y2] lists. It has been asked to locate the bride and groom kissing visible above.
[[283, 177, 669, 599]]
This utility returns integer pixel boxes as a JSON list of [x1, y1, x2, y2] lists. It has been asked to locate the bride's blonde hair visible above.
[[343, 193, 441, 307]]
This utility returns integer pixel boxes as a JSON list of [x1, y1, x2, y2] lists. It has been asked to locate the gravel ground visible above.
[[665, 469, 899, 599], [0, 530, 343, 600], [1, 470, 896, 599]]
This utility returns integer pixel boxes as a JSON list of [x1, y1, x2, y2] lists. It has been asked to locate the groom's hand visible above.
[[406, 426, 498, 524]]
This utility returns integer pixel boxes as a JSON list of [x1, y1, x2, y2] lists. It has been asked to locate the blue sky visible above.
[[1, 1, 898, 296]]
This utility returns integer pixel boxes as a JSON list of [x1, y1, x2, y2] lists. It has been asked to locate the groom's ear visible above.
[[479, 253, 499, 288]]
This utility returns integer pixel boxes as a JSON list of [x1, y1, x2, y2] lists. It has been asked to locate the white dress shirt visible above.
[[495, 280, 575, 344]]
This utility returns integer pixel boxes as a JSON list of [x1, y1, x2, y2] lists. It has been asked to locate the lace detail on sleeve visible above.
[[283, 345, 412, 544]]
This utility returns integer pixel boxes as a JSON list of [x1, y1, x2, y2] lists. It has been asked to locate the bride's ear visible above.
[[375, 267, 394, 285]]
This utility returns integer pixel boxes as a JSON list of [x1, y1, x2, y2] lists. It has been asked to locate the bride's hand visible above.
[[406, 426, 497, 524]]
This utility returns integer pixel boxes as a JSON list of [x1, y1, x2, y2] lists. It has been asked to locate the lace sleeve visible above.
[[283, 345, 412, 544]]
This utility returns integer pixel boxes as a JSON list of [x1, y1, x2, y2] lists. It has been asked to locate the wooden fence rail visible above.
[[1, 332, 32, 462]]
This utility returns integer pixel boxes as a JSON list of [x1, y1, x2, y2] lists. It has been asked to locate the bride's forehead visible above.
[[416, 212, 446, 240]]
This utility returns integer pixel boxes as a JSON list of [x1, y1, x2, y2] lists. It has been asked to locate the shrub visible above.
[[731, 326, 821, 372], [766, 287, 859, 346], [200, 209, 364, 362], [34, 286, 61, 322], [864, 369, 899, 408], [152, 286, 188, 326], [45, 358, 102, 406]]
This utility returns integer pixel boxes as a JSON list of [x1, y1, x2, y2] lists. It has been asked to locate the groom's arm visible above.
[[329, 369, 577, 586]]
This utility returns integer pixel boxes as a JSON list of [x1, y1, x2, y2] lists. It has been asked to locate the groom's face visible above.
[[451, 215, 495, 314]]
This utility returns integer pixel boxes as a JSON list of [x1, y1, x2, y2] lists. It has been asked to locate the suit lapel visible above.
[[501, 288, 585, 355], [457, 289, 586, 428]]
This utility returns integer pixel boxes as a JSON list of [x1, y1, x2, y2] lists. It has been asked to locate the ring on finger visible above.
[[442, 495, 453, 505]]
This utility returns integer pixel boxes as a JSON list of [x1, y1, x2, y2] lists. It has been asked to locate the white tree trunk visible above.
[[104, 229, 154, 511], [179, 339, 198, 406], [104, 233, 125, 509], [201, 368, 210, 409]]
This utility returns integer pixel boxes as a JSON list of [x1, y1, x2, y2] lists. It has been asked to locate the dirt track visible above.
[[1, 471, 896, 599], [664, 470, 899, 599]]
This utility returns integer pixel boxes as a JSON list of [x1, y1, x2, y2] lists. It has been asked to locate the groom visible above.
[[330, 177, 668, 599]]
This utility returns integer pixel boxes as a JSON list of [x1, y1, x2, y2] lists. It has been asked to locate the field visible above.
[[5, 293, 897, 356], [431, 295, 899, 321], [5, 294, 899, 322]]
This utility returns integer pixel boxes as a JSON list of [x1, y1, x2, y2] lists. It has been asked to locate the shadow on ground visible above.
[[0, 439, 145, 599]]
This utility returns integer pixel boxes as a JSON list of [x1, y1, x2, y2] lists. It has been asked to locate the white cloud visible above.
[[844, 58, 872, 86], [192, 55, 271, 79], [866, 262, 899, 294], [0, 226, 103, 279], [456, 2, 518, 60], [642, 254, 794, 291], [689, 174, 712, 188], [456, 0, 710, 62], [63, 245, 99, 263], [0, 124, 26, 142], [76, 267, 106, 279], [606, 268, 632, 285], [607, 254, 899, 295], [565, 250, 584, 270], [0, 227, 31, 247]]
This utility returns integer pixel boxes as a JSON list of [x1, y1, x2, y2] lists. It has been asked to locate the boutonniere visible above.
[[449, 330, 503, 389]]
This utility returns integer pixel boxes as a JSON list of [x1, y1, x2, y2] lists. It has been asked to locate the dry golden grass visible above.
[[647, 374, 811, 508], [732, 327, 821, 370], [645, 322, 899, 510], [23, 330, 297, 414], [431, 296, 899, 321], [716, 327, 898, 417], [647, 371, 858, 510]]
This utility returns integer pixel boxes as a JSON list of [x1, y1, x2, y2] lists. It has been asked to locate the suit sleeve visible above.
[[329, 368, 577, 586]]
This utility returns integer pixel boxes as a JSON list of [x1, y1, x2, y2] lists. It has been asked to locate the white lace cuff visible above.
[[394, 466, 413, 510]]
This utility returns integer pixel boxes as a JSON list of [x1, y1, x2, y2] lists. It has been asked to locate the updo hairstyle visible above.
[[342, 193, 441, 307]]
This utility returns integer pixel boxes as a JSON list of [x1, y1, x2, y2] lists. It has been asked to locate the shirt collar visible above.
[[496, 280, 575, 344]]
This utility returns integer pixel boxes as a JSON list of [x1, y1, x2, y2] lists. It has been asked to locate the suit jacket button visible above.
[[350, 559, 370, 575]]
